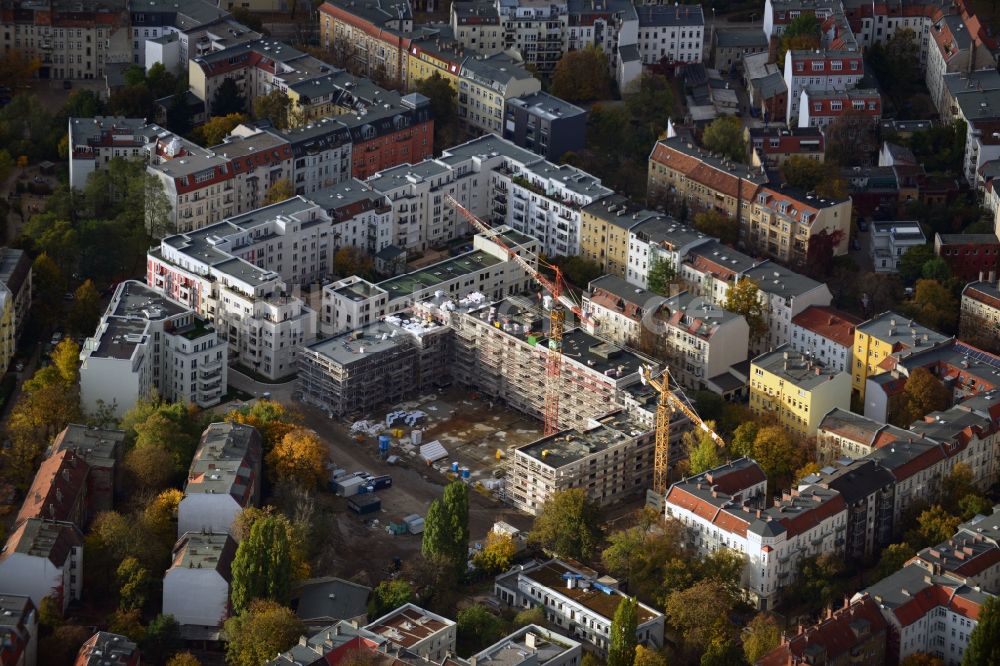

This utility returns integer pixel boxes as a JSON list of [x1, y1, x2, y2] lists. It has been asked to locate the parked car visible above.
[[856, 219, 868, 232], [852, 238, 861, 251]]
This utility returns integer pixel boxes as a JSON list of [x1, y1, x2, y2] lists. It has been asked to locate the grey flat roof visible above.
[[856, 311, 948, 346], [186, 422, 260, 499], [715, 28, 767, 48], [752, 344, 844, 388], [743, 260, 824, 298], [292, 577, 371, 623], [636, 3, 704, 26], [507, 91, 586, 121]]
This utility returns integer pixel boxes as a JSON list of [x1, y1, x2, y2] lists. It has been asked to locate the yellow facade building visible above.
[[750, 345, 851, 437], [851, 312, 949, 401], [579, 196, 657, 278]]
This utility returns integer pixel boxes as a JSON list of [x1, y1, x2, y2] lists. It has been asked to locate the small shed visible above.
[[348, 494, 382, 515]]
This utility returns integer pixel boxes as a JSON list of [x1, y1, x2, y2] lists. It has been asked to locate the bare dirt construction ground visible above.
[[296, 388, 539, 583]]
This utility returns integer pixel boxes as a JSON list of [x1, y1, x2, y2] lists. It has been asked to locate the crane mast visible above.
[[445, 195, 581, 437], [642, 366, 727, 498]]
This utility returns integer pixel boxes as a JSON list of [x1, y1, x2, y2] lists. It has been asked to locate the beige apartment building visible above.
[[746, 185, 851, 266], [647, 136, 767, 223]]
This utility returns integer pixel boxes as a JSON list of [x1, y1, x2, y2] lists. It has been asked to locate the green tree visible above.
[[959, 494, 992, 521], [693, 209, 739, 246], [472, 531, 516, 574], [790, 554, 848, 615], [69, 279, 101, 335], [230, 514, 294, 613], [913, 505, 961, 546], [686, 425, 724, 475], [333, 245, 374, 279], [646, 256, 676, 296], [38, 594, 63, 628], [224, 599, 304, 666], [415, 73, 458, 151], [38, 625, 91, 666], [116, 556, 150, 612], [191, 113, 249, 147], [624, 73, 675, 128], [921, 257, 950, 281], [30, 252, 65, 328], [529, 488, 603, 560], [456, 605, 507, 656], [748, 425, 807, 492], [701, 116, 745, 163], [897, 245, 936, 284], [263, 178, 295, 205], [602, 527, 648, 581], [743, 613, 782, 663], [167, 654, 203, 666], [729, 421, 760, 457], [724, 278, 766, 343], [778, 14, 821, 62], [963, 595, 1000, 665], [108, 608, 146, 642], [608, 597, 638, 666], [266, 428, 328, 489], [422, 481, 469, 574], [780, 155, 827, 190], [904, 279, 959, 334], [513, 606, 546, 629], [633, 646, 667, 666], [142, 614, 183, 666], [212, 77, 246, 116], [224, 399, 297, 450], [551, 46, 612, 103], [368, 579, 414, 618], [664, 579, 735, 657], [890, 366, 951, 426]]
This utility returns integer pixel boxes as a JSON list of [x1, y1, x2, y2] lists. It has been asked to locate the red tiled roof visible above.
[[757, 596, 888, 666], [892, 581, 984, 627], [664, 487, 751, 538], [792, 305, 861, 348], [14, 450, 89, 527], [779, 493, 847, 538], [704, 462, 767, 495]]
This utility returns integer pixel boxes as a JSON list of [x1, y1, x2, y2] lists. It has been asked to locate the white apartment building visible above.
[[634, 4, 704, 65], [364, 604, 456, 663], [68, 117, 170, 190], [649, 290, 750, 393], [0, 519, 83, 613], [459, 53, 541, 136], [177, 423, 262, 538], [494, 559, 664, 653], [163, 532, 237, 628], [582, 275, 665, 348], [320, 227, 539, 336], [491, 149, 613, 257], [307, 180, 395, 259], [471, 626, 581, 666], [664, 458, 847, 610], [366, 136, 508, 251], [79, 281, 227, 418], [494, 0, 568, 77], [783, 49, 864, 126], [625, 216, 712, 290], [789, 305, 861, 374], [147, 203, 318, 381], [870, 221, 926, 273], [0, 0, 131, 81], [858, 564, 994, 665], [742, 260, 833, 355], [961, 281, 1000, 348], [507, 411, 655, 515]]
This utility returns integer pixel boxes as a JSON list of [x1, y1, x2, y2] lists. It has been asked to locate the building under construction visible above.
[[506, 411, 656, 515], [297, 316, 453, 418]]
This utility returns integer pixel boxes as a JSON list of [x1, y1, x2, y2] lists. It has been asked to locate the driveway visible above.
[[226, 366, 297, 402]]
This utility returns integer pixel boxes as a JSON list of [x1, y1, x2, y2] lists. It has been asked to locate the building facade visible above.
[[79, 281, 228, 417]]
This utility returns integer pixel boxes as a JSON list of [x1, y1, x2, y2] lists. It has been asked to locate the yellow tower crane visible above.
[[641, 365, 727, 499]]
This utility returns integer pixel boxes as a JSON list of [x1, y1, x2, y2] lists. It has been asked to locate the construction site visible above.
[[297, 197, 723, 516]]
